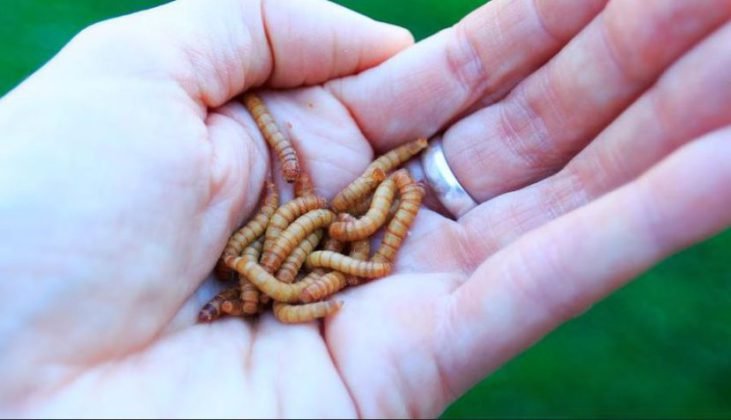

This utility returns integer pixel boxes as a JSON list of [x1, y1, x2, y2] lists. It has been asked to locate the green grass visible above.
[[2, 1, 730, 418]]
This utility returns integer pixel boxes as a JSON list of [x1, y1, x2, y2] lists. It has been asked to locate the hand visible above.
[[327, 0, 731, 415], [0, 0, 414, 417], [1, 1, 730, 419]]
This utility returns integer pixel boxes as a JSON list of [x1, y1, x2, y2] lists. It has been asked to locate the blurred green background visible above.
[[1, 1, 729, 418]]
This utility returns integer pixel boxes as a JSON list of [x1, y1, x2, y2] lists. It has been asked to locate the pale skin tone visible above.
[[1, 0, 730, 417]]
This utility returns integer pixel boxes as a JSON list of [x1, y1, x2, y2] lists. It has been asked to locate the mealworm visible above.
[[348, 192, 373, 217], [222, 180, 279, 269], [230, 257, 316, 303], [301, 220, 372, 301], [329, 177, 396, 241], [306, 251, 391, 278], [198, 286, 241, 323], [330, 138, 427, 212], [260, 209, 336, 273], [300, 270, 345, 303], [263, 195, 328, 257], [298, 270, 323, 284], [240, 279, 260, 316], [276, 230, 323, 284], [294, 172, 315, 198], [272, 300, 343, 324], [331, 168, 386, 213], [240, 238, 264, 315], [300, 234, 367, 301], [347, 236, 371, 286], [368, 138, 428, 174], [373, 169, 425, 263], [221, 299, 246, 316], [243, 93, 300, 182]]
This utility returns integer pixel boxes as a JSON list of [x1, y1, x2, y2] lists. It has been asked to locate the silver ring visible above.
[[421, 136, 478, 218]]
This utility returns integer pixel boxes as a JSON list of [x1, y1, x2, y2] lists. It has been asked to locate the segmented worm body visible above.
[[198, 287, 241, 323], [307, 251, 391, 278], [202, 134, 427, 325], [222, 181, 279, 269], [330, 138, 426, 213], [368, 138, 428, 174], [349, 192, 374, 216], [329, 177, 396, 241], [240, 239, 264, 315], [276, 230, 323, 284], [299, 270, 323, 285], [231, 258, 316, 303], [295, 172, 315, 197], [300, 270, 345, 303], [331, 168, 386, 213], [373, 169, 425, 263], [263, 195, 328, 257], [347, 236, 371, 286], [260, 209, 336, 273], [243, 93, 300, 182], [300, 236, 369, 302], [220, 300, 244, 316], [273, 300, 343, 324]]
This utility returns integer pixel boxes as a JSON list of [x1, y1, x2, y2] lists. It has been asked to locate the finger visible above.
[[205, 101, 271, 232], [458, 19, 731, 264], [36, 0, 413, 108], [442, 0, 731, 201], [329, 0, 607, 150], [441, 126, 731, 396]]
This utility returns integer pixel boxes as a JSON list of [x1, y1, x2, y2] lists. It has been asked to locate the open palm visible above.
[[1, 0, 730, 418]]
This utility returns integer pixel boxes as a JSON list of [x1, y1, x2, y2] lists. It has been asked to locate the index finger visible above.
[[327, 0, 606, 151]]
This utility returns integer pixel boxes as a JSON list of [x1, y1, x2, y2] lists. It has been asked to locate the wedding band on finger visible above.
[[420, 136, 478, 219]]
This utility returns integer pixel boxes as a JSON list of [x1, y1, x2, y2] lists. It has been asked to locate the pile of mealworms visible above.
[[198, 92, 428, 324]]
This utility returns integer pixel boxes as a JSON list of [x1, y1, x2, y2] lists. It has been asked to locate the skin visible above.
[[0, 0, 730, 418]]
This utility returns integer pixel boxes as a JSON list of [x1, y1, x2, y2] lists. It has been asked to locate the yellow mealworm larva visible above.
[[294, 172, 315, 198], [276, 230, 323, 284], [331, 167, 386, 213], [298, 233, 368, 302], [240, 277, 260, 316], [300, 220, 371, 301], [221, 299, 246, 317], [373, 169, 425, 263], [306, 251, 391, 278], [348, 192, 373, 217], [243, 237, 264, 260], [230, 257, 316, 303], [310, 234, 343, 277], [347, 235, 371, 286], [243, 93, 300, 182], [368, 138, 428, 174], [329, 177, 396, 241], [298, 270, 323, 284], [198, 287, 241, 323], [385, 198, 401, 223], [239, 238, 264, 315], [222, 180, 279, 269], [260, 209, 336, 273], [263, 195, 328, 257], [272, 300, 343, 324], [300, 270, 346, 303], [330, 138, 427, 213]]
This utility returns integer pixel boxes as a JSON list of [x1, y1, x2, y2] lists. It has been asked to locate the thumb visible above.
[[35, 0, 414, 107]]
